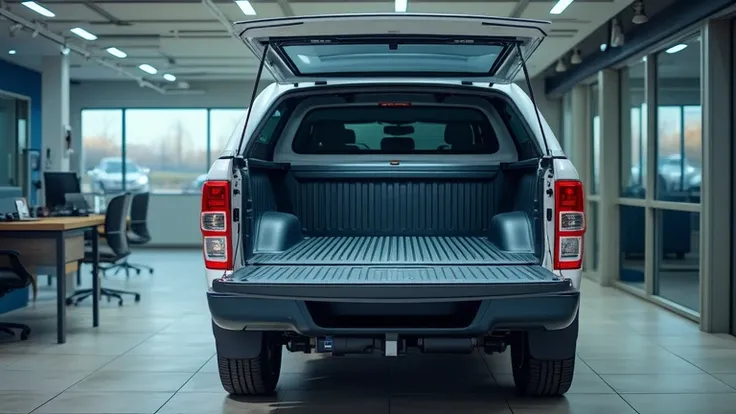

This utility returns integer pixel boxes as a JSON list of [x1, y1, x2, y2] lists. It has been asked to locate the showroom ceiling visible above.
[[0, 0, 635, 88]]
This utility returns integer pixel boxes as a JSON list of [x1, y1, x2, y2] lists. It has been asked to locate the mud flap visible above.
[[212, 322, 263, 359], [526, 313, 579, 360]]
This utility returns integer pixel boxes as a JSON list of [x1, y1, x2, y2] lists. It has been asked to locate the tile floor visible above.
[[1, 249, 736, 413]]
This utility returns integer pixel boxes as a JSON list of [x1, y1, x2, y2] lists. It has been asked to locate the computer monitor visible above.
[[44, 172, 81, 209]]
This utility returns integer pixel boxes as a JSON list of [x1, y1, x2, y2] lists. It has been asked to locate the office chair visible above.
[[66, 193, 141, 307], [109, 192, 153, 277], [0, 250, 33, 340]]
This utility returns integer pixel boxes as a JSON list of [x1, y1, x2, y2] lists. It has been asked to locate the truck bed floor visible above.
[[250, 236, 538, 265]]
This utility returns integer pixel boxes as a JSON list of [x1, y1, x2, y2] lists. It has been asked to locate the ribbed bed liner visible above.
[[250, 236, 538, 265], [235, 264, 558, 284]]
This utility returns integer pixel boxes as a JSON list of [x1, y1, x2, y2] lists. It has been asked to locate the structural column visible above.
[[700, 19, 731, 333], [41, 54, 70, 175], [598, 69, 620, 286]]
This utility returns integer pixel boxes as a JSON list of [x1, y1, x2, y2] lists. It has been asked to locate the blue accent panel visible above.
[[0, 287, 29, 314], [545, 0, 736, 96]]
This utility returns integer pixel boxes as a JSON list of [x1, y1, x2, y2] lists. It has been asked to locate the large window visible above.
[[81, 109, 123, 193], [651, 35, 702, 313], [620, 62, 647, 198], [655, 37, 702, 202], [81, 108, 244, 195], [209, 109, 245, 163], [125, 109, 208, 194]]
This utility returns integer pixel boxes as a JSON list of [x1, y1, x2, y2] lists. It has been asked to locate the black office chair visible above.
[[110, 192, 153, 276], [66, 193, 141, 307], [0, 250, 33, 340]]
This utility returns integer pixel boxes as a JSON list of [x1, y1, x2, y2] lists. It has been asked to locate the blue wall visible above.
[[0, 58, 40, 314], [0, 58, 42, 150]]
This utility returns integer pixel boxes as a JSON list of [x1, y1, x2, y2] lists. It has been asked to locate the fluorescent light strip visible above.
[[106, 47, 127, 58], [163, 74, 177, 82], [235, 1, 257, 16], [550, 0, 574, 15], [70, 27, 97, 41], [665, 44, 688, 54], [395, 0, 407, 12], [138, 64, 158, 75], [8, 50, 16, 55], [21, 1, 55, 18]]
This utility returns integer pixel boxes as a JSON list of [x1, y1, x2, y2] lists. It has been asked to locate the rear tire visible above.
[[217, 333, 283, 396], [511, 332, 575, 396]]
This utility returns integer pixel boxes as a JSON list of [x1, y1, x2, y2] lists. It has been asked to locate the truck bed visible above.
[[250, 236, 537, 266]]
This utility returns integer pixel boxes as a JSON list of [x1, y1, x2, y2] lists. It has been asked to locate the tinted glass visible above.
[[293, 106, 499, 154], [282, 42, 504, 75]]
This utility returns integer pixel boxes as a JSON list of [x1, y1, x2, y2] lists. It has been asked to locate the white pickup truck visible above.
[[201, 13, 584, 398]]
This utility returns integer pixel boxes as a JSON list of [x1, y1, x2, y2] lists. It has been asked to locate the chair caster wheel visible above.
[[65, 298, 73, 306], [106, 297, 111, 302], [135, 269, 141, 275], [118, 300, 124, 306], [134, 294, 141, 302], [20, 329, 30, 340], [148, 269, 154, 274]]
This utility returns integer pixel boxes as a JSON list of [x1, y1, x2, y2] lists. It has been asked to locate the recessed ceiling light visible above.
[[665, 44, 688, 54], [8, 50, 16, 55], [235, 1, 257, 16], [21, 1, 55, 18], [139, 64, 158, 75], [70, 27, 97, 41], [163, 73, 176, 82], [106, 47, 127, 58], [395, 0, 407, 12], [550, 0, 574, 15]]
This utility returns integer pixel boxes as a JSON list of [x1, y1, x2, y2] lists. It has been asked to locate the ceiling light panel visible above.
[[550, 0, 574, 15], [395, 0, 408, 12], [106, 47, 127, 58], [21, 1, 55, 18], [70, 27, 97, 41], [235, 1, 257, 16], [163, 74, 177, 82], [139, 64, 158, 74]]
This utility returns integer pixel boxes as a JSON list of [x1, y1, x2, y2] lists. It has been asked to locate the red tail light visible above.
[[201, 180, 232, 270], [554, 180, 585, 270]]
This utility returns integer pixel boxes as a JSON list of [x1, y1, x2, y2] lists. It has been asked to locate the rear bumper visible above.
[[207, 281, 580, 336]]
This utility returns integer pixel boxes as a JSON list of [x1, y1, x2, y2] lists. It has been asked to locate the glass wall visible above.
[[81, 109, 123, 193], [81, 108, 244, 195], [610, 34, 703, 315], [655, 37, 702, 202], [618, 62, 648, 291], [652, 35, 702, 312], [620, 62, 647, 199]]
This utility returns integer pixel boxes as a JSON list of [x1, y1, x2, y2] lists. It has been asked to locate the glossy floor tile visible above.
[[0, 249, 734, 414]]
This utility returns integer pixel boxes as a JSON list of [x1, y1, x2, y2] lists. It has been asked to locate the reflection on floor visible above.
[[2, 249, 736, 413]]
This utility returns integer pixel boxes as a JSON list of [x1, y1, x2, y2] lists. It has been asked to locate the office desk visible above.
[[0, 216, 104, 343]]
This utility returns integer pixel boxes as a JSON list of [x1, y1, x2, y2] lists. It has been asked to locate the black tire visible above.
[[217, 333, 283, 396], [511, 332, 575, 396]]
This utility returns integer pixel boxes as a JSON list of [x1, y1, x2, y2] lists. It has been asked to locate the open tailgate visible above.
[[234, 13, 549, 84]]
